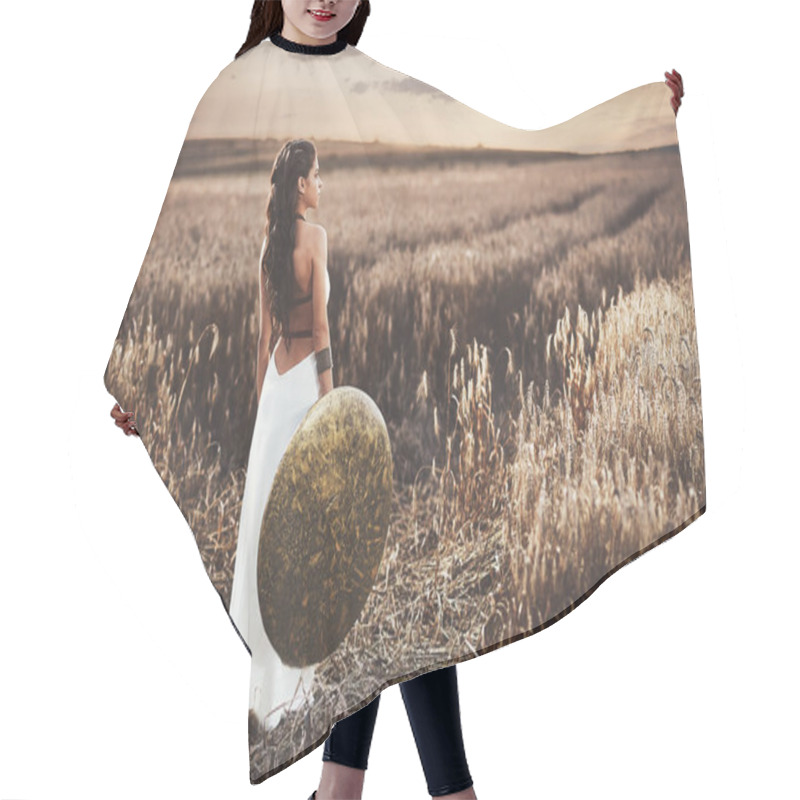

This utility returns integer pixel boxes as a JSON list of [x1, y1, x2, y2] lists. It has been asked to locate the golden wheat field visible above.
[[104, 139, 705, 770]]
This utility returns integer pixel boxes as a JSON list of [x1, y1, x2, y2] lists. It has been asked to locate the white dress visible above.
[[229, 269, 330, 730]]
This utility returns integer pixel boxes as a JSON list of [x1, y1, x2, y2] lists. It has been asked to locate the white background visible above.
[[2, 1, 796, 798]]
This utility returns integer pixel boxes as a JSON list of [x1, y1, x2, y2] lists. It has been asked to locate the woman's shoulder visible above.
[[297, 220, 327, 247]]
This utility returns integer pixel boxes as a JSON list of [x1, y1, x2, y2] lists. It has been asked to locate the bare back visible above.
[[272, 218, 328, 376]]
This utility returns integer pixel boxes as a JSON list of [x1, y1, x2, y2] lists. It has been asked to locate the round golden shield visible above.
[[257, 386, 392, 667]]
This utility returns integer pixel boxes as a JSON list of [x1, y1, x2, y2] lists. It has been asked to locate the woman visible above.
[[111, 2, 684, 798], [228, 136, 334, 731]]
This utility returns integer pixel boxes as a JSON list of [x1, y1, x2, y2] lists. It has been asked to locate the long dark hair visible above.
[[236, 0, 371, 59], [263, 139, 317, 354]]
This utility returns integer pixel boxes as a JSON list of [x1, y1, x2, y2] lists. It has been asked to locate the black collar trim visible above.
[[270, 31, 348, 55]]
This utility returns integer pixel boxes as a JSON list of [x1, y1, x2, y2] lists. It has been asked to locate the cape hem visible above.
[[248, 502, 707, 785]]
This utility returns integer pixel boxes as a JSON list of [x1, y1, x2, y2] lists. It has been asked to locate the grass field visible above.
[[104, 139, 705, 776]]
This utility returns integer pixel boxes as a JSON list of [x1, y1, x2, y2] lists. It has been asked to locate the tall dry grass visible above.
[[245, 272, 704, 781], [103, 142, 705, 778]]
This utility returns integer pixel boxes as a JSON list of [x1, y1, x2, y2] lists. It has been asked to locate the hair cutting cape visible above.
[[103, 32, 706, 784]]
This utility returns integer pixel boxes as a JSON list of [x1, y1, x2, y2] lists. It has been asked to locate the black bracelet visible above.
[[315, 346, 333, 375]]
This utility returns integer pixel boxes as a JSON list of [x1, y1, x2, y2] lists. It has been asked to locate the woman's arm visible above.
[[311, 226, 334, 396], [256, 236, 273, 406]]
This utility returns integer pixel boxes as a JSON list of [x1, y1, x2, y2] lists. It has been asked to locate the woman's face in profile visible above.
[[304, 156, 323, 208], [281, 0, 361, 40]]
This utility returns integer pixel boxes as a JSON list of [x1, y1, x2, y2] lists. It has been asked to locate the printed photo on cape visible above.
[[104, 37, 706, 783]]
